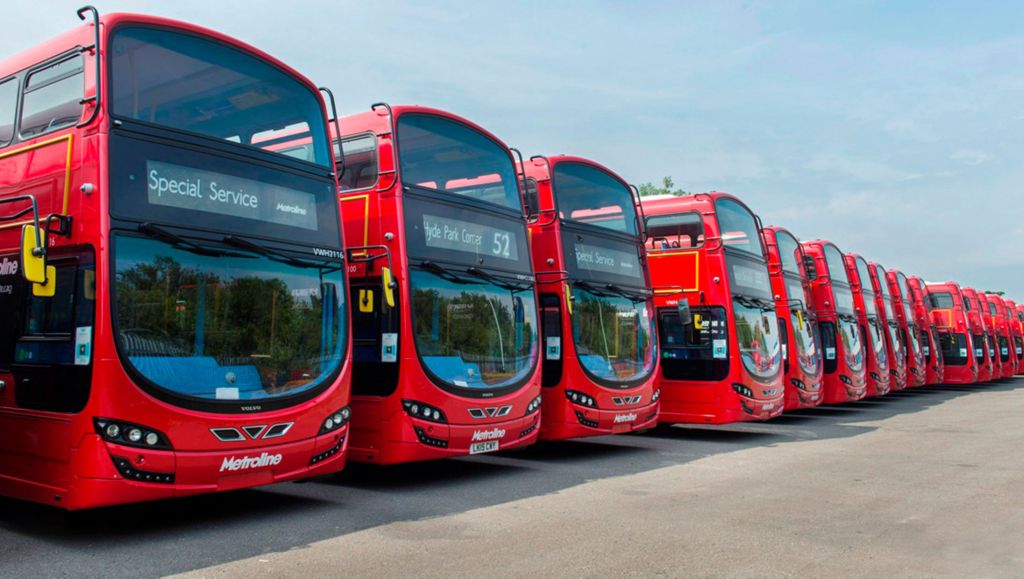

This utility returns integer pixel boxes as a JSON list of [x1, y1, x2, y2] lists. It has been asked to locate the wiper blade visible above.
[[419, 261, 481, 285], [572, 279, 616, 298], [734, 294, 773, 311], [466, 267, 532, 292], [138, 223, 248, 258], [222, 235, 342, 270], [604, 283, 652, 303]]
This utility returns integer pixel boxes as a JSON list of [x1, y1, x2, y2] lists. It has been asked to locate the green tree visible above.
[[636, 176, 690, 197]]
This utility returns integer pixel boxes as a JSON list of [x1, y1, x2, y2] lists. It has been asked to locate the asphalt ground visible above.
[[2, 377, 1022, 577]]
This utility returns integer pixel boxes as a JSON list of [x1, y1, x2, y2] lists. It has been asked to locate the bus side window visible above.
[[337, 134, 378, 191], [540, 294, 562, 387], [0, 78, 17, 147], [19, 55, 84, 140], [12, 256, 95, 413]]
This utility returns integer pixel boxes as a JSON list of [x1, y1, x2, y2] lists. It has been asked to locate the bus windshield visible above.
[[113, 235, 344, 405], [397, 113, 520, 211], [409, 268, 537, 393], [868, 318, 888, 368], [727, 255, 781, 382], [571, 289, 655, 386], [110, 26, 330, 167], [563, 230, 654, 385], [784, 276, 820, 375], [552, 163, 638, 235]]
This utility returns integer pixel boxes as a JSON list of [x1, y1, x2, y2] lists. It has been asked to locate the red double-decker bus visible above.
[[925, 282, 977, 384], [886, 270, 926, 387], [802, 240, 867, 403], [906, 276, 945, 385], [985, 294, 1016, 378], [643, 193, 784, 424], [844, 253, 890, 397], [867, 263, 907, 390], [334, 105, 541, 463], [977, 293, 1004, 379], [521, 156, 658, 440], [1014, 303, 1024, 374], [1002, 298, 1022, 375], [761, 226, 823, 410], [0, 10, 353, 509], [962, 287, 996, 382]]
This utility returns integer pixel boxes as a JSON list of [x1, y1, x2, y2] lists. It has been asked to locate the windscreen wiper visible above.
[[138, 223, 248, 258], [466, 267, 532, 292], [604, 283, 652, 303], [222, 235, 342, 270], [571, 279, 616, 298], [418, 260, 481, 285]]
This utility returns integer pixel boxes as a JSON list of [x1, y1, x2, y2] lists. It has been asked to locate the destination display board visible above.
[[573, 242, 641, 279], [422, 213, 519, 261], [146, 161, 319, 231]]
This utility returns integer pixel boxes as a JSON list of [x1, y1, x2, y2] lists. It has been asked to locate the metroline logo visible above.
[[219, 452, 283, 473], [471, 428, 505, 442], [614, 413, 637, 424]]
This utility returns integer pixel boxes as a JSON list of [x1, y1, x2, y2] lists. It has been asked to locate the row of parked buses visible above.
[[0, 10, 1019, 510]]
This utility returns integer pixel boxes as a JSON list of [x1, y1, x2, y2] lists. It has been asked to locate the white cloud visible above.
[[950, 149, 992, 166]]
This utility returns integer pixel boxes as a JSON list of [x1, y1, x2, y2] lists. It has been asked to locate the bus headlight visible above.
[[732, 383, 754, 398], [651, 389, 661, 403], [94, 418, 172, 450], [526, 395, 542, 415], [565, 390, 597, 408], [319, 406, 352, 435], [402, 400, 448, 424]]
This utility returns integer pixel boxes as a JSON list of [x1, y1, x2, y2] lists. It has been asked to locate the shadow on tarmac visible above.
[[1, 378, 1020, 576]]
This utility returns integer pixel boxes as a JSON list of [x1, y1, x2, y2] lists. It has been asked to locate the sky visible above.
[[4, 1, 1023, 299]]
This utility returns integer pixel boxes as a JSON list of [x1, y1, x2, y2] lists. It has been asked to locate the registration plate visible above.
[[762, 403, 775, 411], [469, 441, 499, 455]]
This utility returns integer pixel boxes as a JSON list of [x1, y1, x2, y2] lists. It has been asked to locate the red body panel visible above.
[[926, 282, 977, 384], [886, 270, 927, 387], [802, 240, 867, 403], [865, 263, 907, 390], [336, 106, 542, 464], [844, 254, 891, 397], [642, 193, 784, 424], [984, 294, 1017, 378], [906, 277, 945, 385], [961, 287, 995, 382], [0, 13, 352, 510], [523, 156, 659, 440], [762, 227, 824, 410], [1015, 304, 1024, 375]]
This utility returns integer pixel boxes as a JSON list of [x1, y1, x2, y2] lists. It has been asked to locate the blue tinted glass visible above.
[[111, 26, 329, 166], [397, 114, 520, 211], [114, 234, 345, 403]]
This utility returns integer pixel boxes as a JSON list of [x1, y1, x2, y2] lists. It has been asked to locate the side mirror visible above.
[[21, 224, 46, 284], [21, 224, 55, 298], [802, 255, 818, 281], [381, 266, 396, 308], [677, 300, 693, 327], [524, 178, 540, 220], [564, 284, 573, 315]]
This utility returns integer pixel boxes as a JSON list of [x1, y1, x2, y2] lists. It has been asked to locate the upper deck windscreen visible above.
[[715, 198, 764, 258], [396, 113, 520, 211], [776, 230, 802, 275], [110, 26, 330, 167], [646, 212, 703, 249], [552, 162, 638, 235]]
